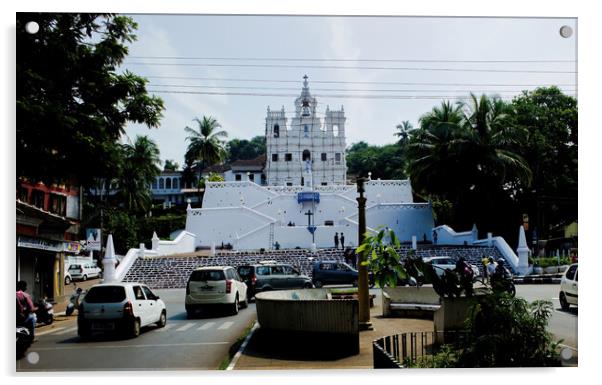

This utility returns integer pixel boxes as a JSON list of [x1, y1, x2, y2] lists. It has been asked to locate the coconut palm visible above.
[[184, 116, 228, 173], [118, 135, 161, 212], [395, 120, 415, 147]]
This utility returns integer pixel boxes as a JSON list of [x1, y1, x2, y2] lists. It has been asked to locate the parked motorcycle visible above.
[[35, 298, 54, 325], [491, 267, 516, 297], [65, 287, 85, 316], [16, 326, 32, 358]]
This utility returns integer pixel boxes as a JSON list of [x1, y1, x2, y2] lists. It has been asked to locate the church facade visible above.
[[265, 76, 347, 186]]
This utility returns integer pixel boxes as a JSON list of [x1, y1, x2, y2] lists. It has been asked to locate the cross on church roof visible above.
[[303, 74, 308, 88]]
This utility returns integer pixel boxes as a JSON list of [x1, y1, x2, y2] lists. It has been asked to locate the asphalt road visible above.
[[16, 288, 257, 372], [515, 284, 578, 351]]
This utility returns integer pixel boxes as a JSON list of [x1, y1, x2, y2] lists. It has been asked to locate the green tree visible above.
[[226, 135, 266, 162], [17, 13, 164, 187], [395, 120, 415, 147], [346, 142, 406, 181], [510, 87, 577, 240], [163, 159, 179, 171], [102, 208, 139, 254], [118, 136, 161, 212]]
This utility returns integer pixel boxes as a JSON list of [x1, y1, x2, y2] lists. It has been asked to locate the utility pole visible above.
[[356, 177, 372, 330]]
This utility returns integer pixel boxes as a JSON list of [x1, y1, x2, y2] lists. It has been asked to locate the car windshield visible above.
[[237, 266, 252, 278], [189, 270, 225, 281], [85, 286, 126, 303]]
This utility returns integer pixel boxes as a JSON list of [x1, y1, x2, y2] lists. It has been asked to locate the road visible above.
[[17, 289, 257, 372], [515, 284, 578, 351]]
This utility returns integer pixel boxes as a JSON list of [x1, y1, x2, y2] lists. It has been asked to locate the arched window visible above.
[[152, 179, 157, 189], [302, 149, 311, 161], [332, 124, 339, 137], [173, 178, 179, 189], [159, 178, 164, 189], [304, 125, 309, 137], [273, 124, 280, 138], [166, 178, 172, 189]]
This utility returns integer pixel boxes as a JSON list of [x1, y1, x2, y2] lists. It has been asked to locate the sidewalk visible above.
[[233, 293, 433, 370]]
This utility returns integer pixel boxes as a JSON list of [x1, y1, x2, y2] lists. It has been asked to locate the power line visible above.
[[146, 89, 575, 100], [129, 55, 575, 64], [137, 75, 575, 87], [125, 62, 575, 74], [148, 83, 576, 93]]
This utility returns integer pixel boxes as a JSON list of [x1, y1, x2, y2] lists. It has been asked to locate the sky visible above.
[[121, 15, 577, 166]]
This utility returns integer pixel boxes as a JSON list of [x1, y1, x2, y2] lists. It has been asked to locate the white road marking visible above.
[[175, 322, 195, 332], [218, 321, 234, 330], [198, 322, 215, 330], [37, 327, 65, 336], [32, 341, 229, 351], [54, 327, 78, 335]]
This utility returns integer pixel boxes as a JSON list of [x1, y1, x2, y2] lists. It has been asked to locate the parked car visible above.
[[77, 283, 166, 338], [185, 266, 248, 318], [559, 263, 578, 310], [68, 262, 102, 281], [312, 261, 374, 288], [237, 263, 313, 298], [423, 256, 480, 278]]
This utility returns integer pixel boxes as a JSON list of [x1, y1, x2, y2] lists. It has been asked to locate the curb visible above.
[[514, 277, 561, 284], [226, 321, 258, 371]]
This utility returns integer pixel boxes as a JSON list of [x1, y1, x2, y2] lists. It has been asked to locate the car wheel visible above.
[[314, 280, 323, 288], [157, 310, 167, 327], [304, 282, 313, 289], [231, 294, 239, 316], [64, 276, 71, 285], [131, 318, 141, 338], [559, 292, 570, 311], [82, 275, 88, 281]]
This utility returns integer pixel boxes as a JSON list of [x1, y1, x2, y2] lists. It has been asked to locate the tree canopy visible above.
[[17, 13, 164, 187], [226, 136, 266, 163]]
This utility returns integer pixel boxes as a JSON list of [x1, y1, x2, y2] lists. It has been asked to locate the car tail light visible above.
[[124, 301, 134, 316], [226, 279, 233, 294]]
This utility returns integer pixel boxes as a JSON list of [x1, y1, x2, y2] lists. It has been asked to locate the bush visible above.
[[533, 257, 571, 268]]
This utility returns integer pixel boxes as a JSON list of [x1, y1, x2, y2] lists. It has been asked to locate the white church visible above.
[[183, 76, 436, 250]]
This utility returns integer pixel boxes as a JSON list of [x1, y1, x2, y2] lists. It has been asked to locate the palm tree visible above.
[[406, 101, 465, 196], [184, 116, 228, 176], [118, 135, 161, 212], [395, 120, 415, 147], [458, 93, 532, 187]]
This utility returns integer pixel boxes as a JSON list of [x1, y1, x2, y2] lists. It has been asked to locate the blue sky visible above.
[[121, 15, 576, 166]]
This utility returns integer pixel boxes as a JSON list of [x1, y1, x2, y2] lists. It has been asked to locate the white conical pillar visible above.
[[152, 231, 160, 251], [471, 224, 478, 244], [102, 234, 117, 283], [517, 226, 529, 275]]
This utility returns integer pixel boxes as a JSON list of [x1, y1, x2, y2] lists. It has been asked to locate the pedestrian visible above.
[[432, 230, 438, 245], [487, 257, 497, 279], [340, 233, 345, 249], [481, 255, 490, 283], [351, 248, 358, 268], [16, 280, 37, 340], [334, 232, 339, 249]]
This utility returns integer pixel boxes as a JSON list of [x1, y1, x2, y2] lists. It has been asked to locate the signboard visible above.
[[86, 228, 102, 251], [297, 191, 320, 204], [17, 236, 63, 252], [63, 241, 82, 253]]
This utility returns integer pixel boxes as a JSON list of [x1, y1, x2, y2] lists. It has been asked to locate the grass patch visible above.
[[329, 288, 358, 295], [218, 320, 256, 370]]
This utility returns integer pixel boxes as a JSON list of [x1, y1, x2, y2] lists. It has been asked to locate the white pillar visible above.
[[487, 232, 493, 247], [152, 231, 160, 251], [210, 242, 216, 257], [412, 235, 417, 250], [471, 224, 478, 244], [139, 243, 146, 259], [516, 226, 529, 275], [102, 234, 117, 283]]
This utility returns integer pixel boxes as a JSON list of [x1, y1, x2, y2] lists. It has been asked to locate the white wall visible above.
[[154, 231, 196, 256]]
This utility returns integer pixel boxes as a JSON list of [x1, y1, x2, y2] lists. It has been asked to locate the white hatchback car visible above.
[[77, 283, 166, 338], [185, 266, 248, 318], [559, 263, 578, 310], [68, 262, 102, 281]]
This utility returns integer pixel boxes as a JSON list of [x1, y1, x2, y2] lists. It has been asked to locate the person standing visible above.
[[487, 257, 497, 281], [432, 230, 438, 245], [334, 232, 339, 249], [482, 255, 490, 283], [340, 233, 345, 249], [16, 280, 37, 340]]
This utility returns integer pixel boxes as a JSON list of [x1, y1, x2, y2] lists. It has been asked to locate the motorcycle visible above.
[[16, 326, 32, 358], [35, 298, 54, 325], [490, 267, 516, 297], [65, 287, 85, 316]]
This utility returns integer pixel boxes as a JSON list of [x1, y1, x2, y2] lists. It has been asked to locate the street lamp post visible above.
[[356, 177, 372, 330]]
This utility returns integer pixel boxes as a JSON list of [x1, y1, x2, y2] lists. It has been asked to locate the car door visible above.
[[255, 266, 271, 290], [336, 263, 354, 284], [270, 265, 286, 289], [281, 265, 303, 288], [132, 285, 151, 326], [142, 285, 161, 323], [231, 269, 247, 302], [564, 265, 578, 303]]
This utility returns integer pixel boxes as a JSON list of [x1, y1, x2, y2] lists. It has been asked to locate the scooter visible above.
[[16, 326, 32, 358], [65, 287, 85, 316], [35, 298, 54, 325]]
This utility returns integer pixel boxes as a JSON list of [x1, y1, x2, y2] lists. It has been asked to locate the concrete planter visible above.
[[543, 266, 559, 274], [532, 266, 544, 275], [558, 265, 569, 273], [433, 296, 477, 344]]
